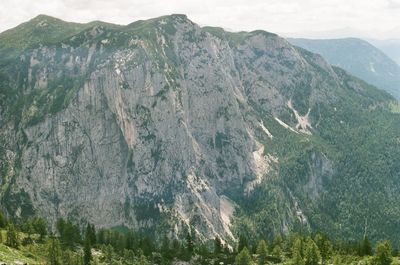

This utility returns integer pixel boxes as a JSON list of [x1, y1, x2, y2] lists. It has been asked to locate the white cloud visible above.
[[387, 0, 400, 8], [0, 0, 398, 39]]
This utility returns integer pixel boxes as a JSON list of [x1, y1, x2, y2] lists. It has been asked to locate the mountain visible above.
[[288, 38, 400, 100], [368, 38, 400, 65], [281, 26, 400, 40], [0, 15, 399, 244]]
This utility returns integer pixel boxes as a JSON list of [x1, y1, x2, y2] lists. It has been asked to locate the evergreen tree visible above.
[[123, 249, 135, 263], [6, 224, 19, 248], [271, 234, 283, 259], [171, 238, 181, 257], [186, 232, 194, 253], [272, 245, 282, 259], [304, 238, 321, 265], [56, 218, 66, 236], [83, 236, 92, 265], [61, 249, 78, 265], [238, 234, 249, 253], [137, 251, 150, 265], [22, 220, 34, 239], [314, 233, 332, 263], [373, 240, 392, 265], [161, 235, 173, 261], [32, 217, 47, 241], [235, 247, 253, 265], [256, 240, 268, 265], [332, 255, 342, 265], [56, 218, 81, 247], [214, 236, 222, 254], [87, 223, 96, 245], [152, 252, 163, 264], [125, 230, 136, 250], [0, 211, 6, 228], [292, 238, 304, 265], [97, 229, 105, 245], [83, 224, 93, 265], [198, 242, 210, 257], [272, 234, 283, 249], [48, 236, 61, 265], [140, 235, 154, 256], [360, 236, 373, 256], [103, 244, 114, 263]]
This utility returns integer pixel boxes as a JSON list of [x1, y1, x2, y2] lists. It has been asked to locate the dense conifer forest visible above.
[[0, 211, 398, 265]]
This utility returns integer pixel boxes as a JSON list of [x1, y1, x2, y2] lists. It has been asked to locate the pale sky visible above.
[[0, 0, 399, 39]]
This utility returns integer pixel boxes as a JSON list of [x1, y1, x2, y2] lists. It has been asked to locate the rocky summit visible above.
[[0, 14, 399, 244]]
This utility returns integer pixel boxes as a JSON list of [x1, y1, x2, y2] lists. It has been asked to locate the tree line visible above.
[[0, 211, 396, 264]]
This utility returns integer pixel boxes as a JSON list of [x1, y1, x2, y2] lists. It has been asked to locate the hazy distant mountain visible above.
[[368, 39, 400, 65], [0, 15, 399, 243], [288, 38, 400, 99], [282, 26, 400, 40]]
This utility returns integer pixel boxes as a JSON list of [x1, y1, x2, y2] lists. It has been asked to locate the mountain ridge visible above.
[[288, 37, 400, 100], [0, 14, 399, 244]]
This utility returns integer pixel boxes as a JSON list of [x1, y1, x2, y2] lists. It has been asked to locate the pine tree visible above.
[[292, 238, 304, 265], [97, 229, 105, 245], [56, 218, 65, 236], [256, 240, 268, 265], [91, 224, 96, 242], [304, 238, 321, 265], [103, 244, 114, 263], [83, 236, 92, 265], [56, 218, 81, 247], [238, 234, 249, 253], [235, 247, 253, 265], [48, 236, 61, 265], [314, 233, 332, 263], [140, 235, 154, 256], [83, 223, 94, 264], [332, 255, 342, 265], [123, 249, 135, 263], [161, 235, 170, 256], [23, 220, 34, 241], [61, 249, 77, 265], [186, 232, 194, 253], [271, 234, 283, 259], [272, 245, 282, 259], [214, 236, 222, 254], [32, 217, 47, 241], [373, 240, 392, 265], [272, 234, 283, 249], [360, 236, 372, 256], [84, 224, 91, 244], [171, 238, 181, 257], [137, 251, 150, 265], [0, 211, 6, 228], [6, 224, 19, 248]]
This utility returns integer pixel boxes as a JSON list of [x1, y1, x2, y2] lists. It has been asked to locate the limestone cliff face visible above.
[[1, 15, 398, 241]]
